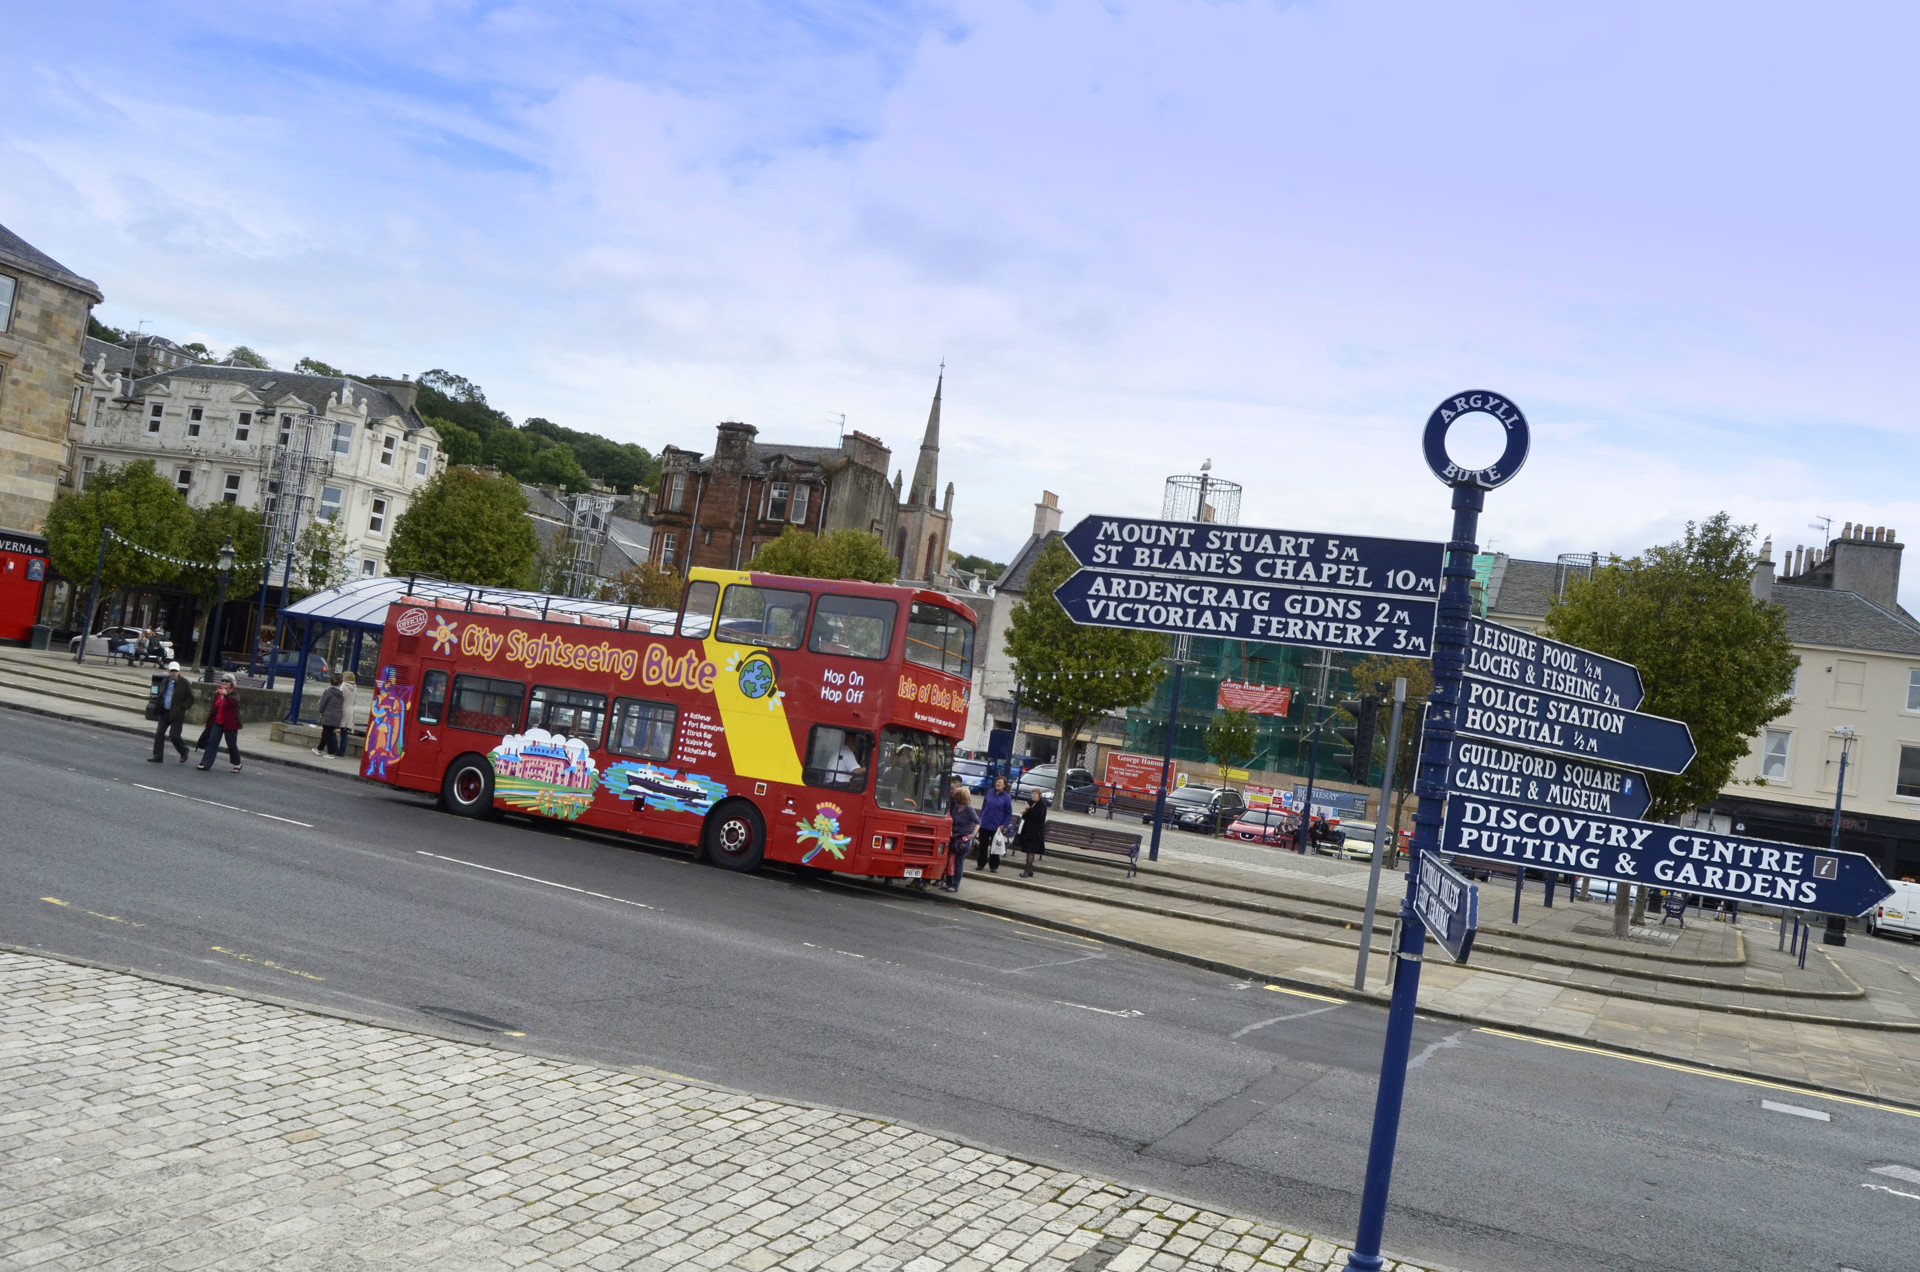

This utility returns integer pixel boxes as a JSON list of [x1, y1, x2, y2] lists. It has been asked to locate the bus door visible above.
[[413, 659, 454, 772]]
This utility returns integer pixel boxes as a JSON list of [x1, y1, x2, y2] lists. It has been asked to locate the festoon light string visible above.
[[105, 528, 276, 573]]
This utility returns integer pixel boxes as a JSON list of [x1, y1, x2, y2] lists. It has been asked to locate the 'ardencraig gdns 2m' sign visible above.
[[1442, 794, 1894, 916]]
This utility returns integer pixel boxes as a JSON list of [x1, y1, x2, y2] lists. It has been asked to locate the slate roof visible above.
[[673, 442, 842, 478], [997, 530, 1062, 594], [83, 336, 136, 375], [1772, 584, 1920, 656], [1485, 557, 1588, 620], [132, 365, 424, 429], [0, 222, 103, 301]]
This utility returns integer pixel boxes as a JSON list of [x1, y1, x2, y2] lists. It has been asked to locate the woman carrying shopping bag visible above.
[[976, 774, 1013, 868], [946, 788, 979, 892]]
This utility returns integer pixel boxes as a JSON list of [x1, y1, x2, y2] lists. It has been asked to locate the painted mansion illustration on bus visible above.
[[489, 729, 600, 820]]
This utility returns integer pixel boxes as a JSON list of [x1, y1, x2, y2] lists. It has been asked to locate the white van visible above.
[[1870, 879, 1920, 939]]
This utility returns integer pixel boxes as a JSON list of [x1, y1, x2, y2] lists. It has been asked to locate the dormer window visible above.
[[415, 442, 434, 477], [278, 414, 293, 446], [148, 403, 164, 433], [791, 484, 810, 524], [331, 419, 354, 458], [235, 411, 252, 442], [187, 406, 203, 437], [380, 434, 397, 467], [766, 482, 790, 521]]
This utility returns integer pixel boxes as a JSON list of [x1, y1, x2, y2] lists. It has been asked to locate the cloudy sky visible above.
[[8, 1, 1917, 602]]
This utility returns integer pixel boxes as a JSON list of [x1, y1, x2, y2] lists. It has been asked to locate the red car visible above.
[[1226, 806, 1296, 845]]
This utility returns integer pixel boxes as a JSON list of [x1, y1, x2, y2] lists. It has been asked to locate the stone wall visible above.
[[0, 270, 92, 533]]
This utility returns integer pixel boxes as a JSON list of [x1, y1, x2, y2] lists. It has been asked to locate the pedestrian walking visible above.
[[198, 674, 244, 772], [339, 671, 359, 754], [314, 673, 347, 757], [976, 774, 1013, 868], [946, 788, 979, 892], [1015, 790, 1047, 877], [146, 662, 195, 763]]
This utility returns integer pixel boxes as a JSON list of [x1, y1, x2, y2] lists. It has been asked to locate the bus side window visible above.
[[718, 584, 810, 650], [610, 698, 676, 760], [528, 685, 608, 748], [680, 580, 719, 639], [449, 675, 525, 735], [802, 725, 872, 793], [419, 670, 449, 724], [807, 595, 897, 660]]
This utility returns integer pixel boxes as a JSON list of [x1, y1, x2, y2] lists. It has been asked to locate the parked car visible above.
[[1161, 784, 1247, 835], [1333, 820, 1380, 859], [69, 626, 173, 663], [950, 756, 993, 795], [1226, 806, 1297, 845], [1869, 879, 1920, 939], [1012, 764, 1098, 811]]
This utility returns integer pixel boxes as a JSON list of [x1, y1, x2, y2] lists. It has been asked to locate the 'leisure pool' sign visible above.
[[1441, 794, 1894, 916]]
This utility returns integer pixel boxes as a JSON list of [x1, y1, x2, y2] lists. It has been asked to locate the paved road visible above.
[[4, 709, 1916, 1272]]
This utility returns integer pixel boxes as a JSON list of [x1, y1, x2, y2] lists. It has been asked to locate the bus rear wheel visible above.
[[704, 801, 765, 872], [441, 755, 495, 818]]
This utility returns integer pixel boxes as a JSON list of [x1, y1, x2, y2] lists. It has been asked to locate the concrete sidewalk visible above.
[[0, 950, 1453, 1272]]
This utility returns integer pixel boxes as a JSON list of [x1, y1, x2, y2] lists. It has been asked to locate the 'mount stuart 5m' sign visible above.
[[1062, 515, 1444, 601]]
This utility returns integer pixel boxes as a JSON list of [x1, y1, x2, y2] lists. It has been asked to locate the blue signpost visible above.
[[1061, 515, 1444, 597], [1455, 675, 1696, 773], [1444, 736, 1652, 821], [1465, 617, 1645, 710], [1343, 390, 1529, 1272], [1442, 794, 1894, 916], [1413, 854, 1480, 964]]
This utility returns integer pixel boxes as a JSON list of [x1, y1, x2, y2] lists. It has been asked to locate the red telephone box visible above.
[[0, 531, 51, 645]]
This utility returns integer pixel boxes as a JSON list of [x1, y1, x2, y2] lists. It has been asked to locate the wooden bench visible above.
[[1105, 792, 1162, 822], [1043, 820, 1143, 877]]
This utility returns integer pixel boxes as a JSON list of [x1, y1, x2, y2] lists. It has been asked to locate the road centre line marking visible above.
[[1267, 985, 1345, 1003], [1055, 1001, 1144, 1018], [1762, 1099, 1831, 1122], [1233, 1003, 1344, 1038], [41, 897, 143, 927], [132, 783, 314, 828], [1862, 1183, 1920, 1201], [1476, 1027, 1920, 1120], [415, 851, 654, 910]]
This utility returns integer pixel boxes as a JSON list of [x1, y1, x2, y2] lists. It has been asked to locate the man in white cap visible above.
[[148, 661, 196, 763]]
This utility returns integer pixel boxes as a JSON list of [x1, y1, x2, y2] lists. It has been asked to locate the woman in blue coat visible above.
[[975, 775, 1014, 870]]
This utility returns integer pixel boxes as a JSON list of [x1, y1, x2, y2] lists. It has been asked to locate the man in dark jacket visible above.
[[1015, 791, 1047, 877], [147, 662, 195, 763], [314, 673, 347, 757]]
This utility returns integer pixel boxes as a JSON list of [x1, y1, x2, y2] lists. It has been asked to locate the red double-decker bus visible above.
[[360, 566, 976, 879]]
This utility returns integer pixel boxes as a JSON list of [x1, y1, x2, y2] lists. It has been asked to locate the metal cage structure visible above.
[[1163, 472, 1241, 526]]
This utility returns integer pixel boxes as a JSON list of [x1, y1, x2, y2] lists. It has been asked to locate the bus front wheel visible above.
[[441, 755, 495, 818], [704, 801, 766, 872]]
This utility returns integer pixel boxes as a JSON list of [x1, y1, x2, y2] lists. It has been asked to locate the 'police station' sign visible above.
[[1456, 676, 1696, 774], [1442, 794, 1894, 916]]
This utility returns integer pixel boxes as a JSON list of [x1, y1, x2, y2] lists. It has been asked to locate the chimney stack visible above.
[[1033, 490, 1062, 537], [1751, 537, 1774, 602]]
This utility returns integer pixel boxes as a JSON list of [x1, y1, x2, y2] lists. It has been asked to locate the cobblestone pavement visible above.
[[0, 952, 1454, 1272]]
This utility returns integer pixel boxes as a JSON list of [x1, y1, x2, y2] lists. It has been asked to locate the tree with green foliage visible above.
[[482, 428, 536, 476], [42, 462, 196, 622], [88, 316, 128, 344], [295, 516, 353, 591], [751, 527, 900, 583], [1006, 540, 1167, 805], [426, 418, 483, 466], [295, 356, 344, 376], [1544, 513, 1797, 934], [950, 552, 1005, 581], [1205, 708, 1258, 780], [387, 469, 539, 588], [177, 504, 267, 603], [607, 561, 685, 609], [526, 441, 590, 492], [225, 345, 271, 369], [182, 341, 211, 360]]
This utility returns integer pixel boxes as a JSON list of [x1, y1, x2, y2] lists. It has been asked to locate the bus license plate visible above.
[[903, 868, 922, 879]]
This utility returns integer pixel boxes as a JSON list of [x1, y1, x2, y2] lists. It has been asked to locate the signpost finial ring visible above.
[[1423, 391, 1529, 489]]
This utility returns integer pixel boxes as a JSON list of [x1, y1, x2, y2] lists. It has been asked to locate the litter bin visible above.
[[28, 624, 52, 650], [1823, 914, 1848, 947]]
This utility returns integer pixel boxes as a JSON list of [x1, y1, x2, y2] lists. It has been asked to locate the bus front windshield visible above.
[[873, 726, 954, 815]]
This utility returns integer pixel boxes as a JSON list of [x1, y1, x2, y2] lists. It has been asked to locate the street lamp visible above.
[[203, 535, 236, 681]]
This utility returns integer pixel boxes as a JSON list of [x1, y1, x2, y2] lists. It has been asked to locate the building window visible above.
[[791, 484, 809, 524], [415, 443, 434, 477], [380, 435, 397, 467], [222, 474, 241, 505], [331, 420, 354, 458], [361, 559, 377, 577], [80, 457, 94, 490], [0, 273, 14, 332], [667, 472, 686, 512], [317, 485, 344, 521], [175, 468, 193, 495], [148, 403, 165, 433], [235, 411, 252, 442], [264, 480, 280, 516], [187, 406, 203, 437], [659, 532, 677, 568], [1900, 746, 1920, 798], [766, 482, 790, 521], [1760, 730, 1791, 782], [369, 497, 387, 533], [1907, 668, 1920, 712], [90, 398, 102, 428], [278, 414, 293, 446], [70, 386, 84, 421]]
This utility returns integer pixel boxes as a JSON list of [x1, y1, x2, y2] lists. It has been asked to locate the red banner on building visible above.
[[1217, 681, 1292, 716], [1103, 751, 1170, 794]]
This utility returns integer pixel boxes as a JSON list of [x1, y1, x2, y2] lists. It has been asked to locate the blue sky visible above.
[[7, 1, 1918, 603]]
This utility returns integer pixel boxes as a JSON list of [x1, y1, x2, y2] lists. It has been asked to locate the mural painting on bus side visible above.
[[363, 667, 413, 780], [796, 801, 852, 865], [601, 762, 728, 815], [726, 649, 787, 712], [490, 728, 600, 820]]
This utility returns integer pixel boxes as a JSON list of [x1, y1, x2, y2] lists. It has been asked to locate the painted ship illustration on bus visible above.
[[489, 729, 600, 821], [600, 761, 728, 815]]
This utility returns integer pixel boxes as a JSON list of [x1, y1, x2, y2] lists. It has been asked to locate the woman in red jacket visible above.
[[198, 673, 244, 773]]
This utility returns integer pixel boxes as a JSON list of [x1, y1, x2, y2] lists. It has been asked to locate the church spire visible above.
[[908, 364, 942, 506]]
